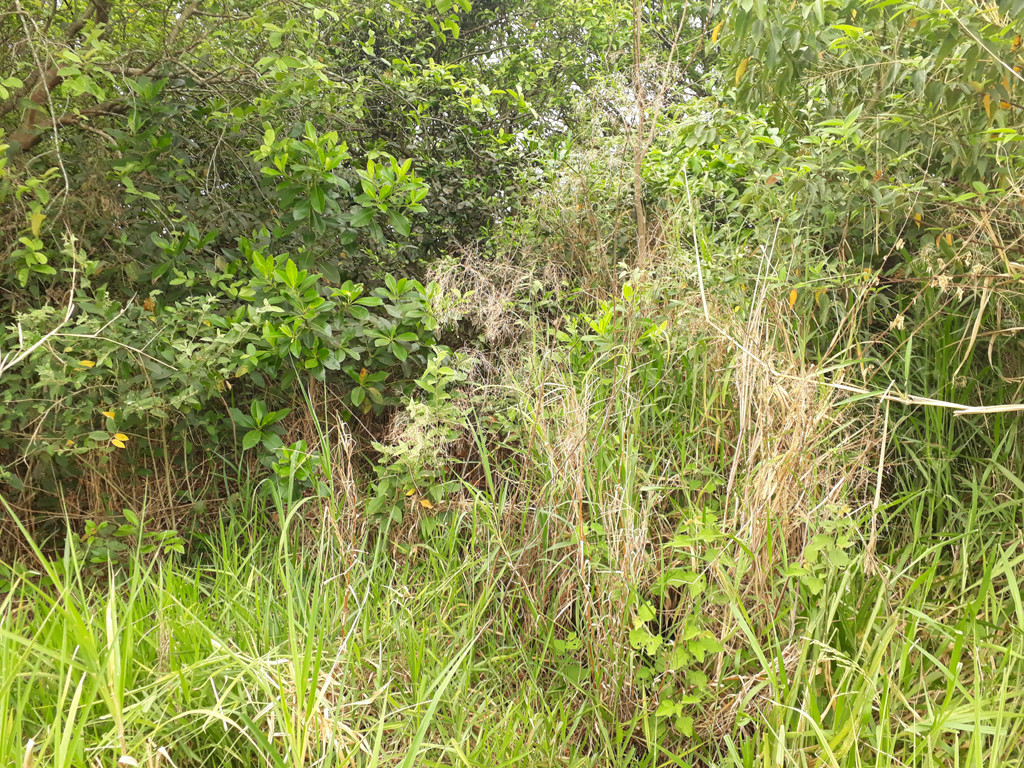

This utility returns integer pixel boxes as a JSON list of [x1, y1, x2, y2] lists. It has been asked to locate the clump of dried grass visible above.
[[427, 248, 567, 348], [725, 327, 875, 591]]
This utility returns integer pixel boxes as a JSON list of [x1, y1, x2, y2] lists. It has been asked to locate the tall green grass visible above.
[[3, 265, 1024, 767]]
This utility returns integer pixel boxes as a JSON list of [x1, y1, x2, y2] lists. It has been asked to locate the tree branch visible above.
[[0, 0, 104, 120], [6, 101, 128, 154], [3, 0, 206, 158], [166, 0, 202, 50]]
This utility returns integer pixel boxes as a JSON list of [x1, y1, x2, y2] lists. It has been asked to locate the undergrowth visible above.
[[4, 246, 1024, 766], [4, 1, 1024, 761]]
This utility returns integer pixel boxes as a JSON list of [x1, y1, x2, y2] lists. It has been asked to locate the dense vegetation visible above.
[[2, 0, 1024, 765]]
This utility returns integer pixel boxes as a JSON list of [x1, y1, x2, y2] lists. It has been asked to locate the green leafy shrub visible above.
[[0, 237, 446, 499], [76, 507, 185, 569]]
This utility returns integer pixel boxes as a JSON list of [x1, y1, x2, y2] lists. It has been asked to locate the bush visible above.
[[0, 236, 447, 506]]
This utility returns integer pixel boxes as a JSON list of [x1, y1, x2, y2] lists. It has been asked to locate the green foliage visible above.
[[77, 508, 185, 569], [661, 0, 1024, 262], [5, 1, 1024, 766], [270, 439, 330, 499], [229, 399, 291, 454], [0, 235, 445, 492], [366, 349, 473, 522], [0, 0, 630, 499], [0, 0, 612, 300], [642, 0, 1024, 541], [252, 122, 430, 260]]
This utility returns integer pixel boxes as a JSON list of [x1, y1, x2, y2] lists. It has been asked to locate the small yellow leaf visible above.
[[945, 232, 953, 247], [711, 20, 723, 45], [102, 410, 115, 419], [1013, 34, 1022, 51], [788, 289, 798, 309], [914, 212, 922, 228], [114, 433, 129, 441], [78, 360, 96, 368], [111, 439, 127, 448], [1001, 100, 1012, 109], [65, 439, 74, 447], [419, 498, 434, 509], [735, 57, 750, 85], [406, 488, 416, 496], [851, 8, 857, 19], [984, 93, 992, 119], [29, 212, 45, 236]]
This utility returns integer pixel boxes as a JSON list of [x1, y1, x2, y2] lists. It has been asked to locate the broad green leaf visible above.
[[387, 209, 410, 237], [350, 207, 374, 227]]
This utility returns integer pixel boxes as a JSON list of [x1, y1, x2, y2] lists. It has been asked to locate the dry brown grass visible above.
[[724, 303, 875, 591]]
